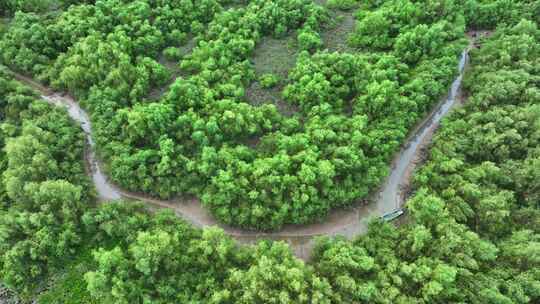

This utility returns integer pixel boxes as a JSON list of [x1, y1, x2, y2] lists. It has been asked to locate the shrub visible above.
[[259, 73, 280, 88]]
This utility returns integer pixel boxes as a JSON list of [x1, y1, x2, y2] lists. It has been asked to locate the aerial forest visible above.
[[0, 0, 539, 303]]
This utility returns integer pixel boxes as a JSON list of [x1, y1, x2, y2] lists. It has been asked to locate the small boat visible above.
[[381, 209, 405, 222]]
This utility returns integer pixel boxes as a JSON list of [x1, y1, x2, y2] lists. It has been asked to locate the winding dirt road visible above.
[[11, 39, 473, 260]]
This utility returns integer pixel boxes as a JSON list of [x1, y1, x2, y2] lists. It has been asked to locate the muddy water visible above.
[[12, 45, 469, 260], [41, 94, 122, 201], [377, 48, 469, 212]]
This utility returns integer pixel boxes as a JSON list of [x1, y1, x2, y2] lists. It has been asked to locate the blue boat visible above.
[[381, 209, 405, 222]]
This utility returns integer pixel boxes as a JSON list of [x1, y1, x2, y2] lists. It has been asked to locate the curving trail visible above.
[[11, 39, 474, 260]]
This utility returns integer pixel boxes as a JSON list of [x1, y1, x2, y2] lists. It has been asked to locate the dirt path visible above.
[[9, 36, 478, 260]]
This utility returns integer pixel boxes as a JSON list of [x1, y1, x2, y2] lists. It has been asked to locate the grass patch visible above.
[[246, 81, 299, 116], [38, 249, 97, 304], [320, 8, 356, 53], [247, 34, 300, 115], [251, 35, 299, 79]]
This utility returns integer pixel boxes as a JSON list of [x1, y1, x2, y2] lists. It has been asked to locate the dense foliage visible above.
[[1, 1, 539, 303], [0, 70, 332, 302], [312, 20, 540, 303], [0, 0, 468, 229], [82, 203, 244, 303], [81, 202, 337, 303], [0, 66, 92, 295], [25, 22, 539, 302], [0, 0, 95, 16], [462, 0, 540, 28]]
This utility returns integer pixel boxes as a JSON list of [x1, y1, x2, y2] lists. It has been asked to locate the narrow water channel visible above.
[[376, 48, 469, 214], [41, 94, 122, 201]]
